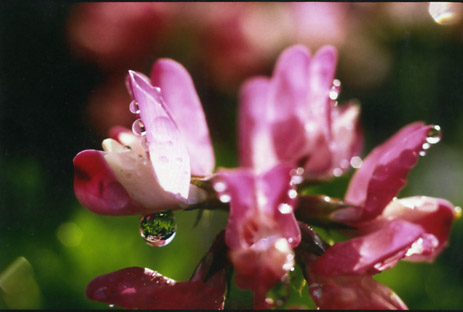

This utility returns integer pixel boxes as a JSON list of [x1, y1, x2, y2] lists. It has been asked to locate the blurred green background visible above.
[[0, 2, 462, 309]]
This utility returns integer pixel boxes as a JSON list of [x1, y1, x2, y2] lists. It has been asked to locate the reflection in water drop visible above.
[[139, 211, 177, 247], [129, 100, 140, 114], [426, 125, 442, 144], [132, 119, 146, 136], [429, 2, 463, 25]]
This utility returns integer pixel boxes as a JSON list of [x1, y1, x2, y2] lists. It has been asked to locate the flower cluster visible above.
[[74, 45, 458, 309]]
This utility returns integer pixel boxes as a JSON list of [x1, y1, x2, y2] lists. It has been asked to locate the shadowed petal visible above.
[[74, 150, 150, 215], [86, 267, 225, 309], [343, 122, 433, 221], [309, 273, 407, 310], [151, 59, 215, 176], [312, 219, 424, 277], [127, 70, 190, 200]]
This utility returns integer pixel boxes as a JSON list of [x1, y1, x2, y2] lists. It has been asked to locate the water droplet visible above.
[[419, 150, 426, 157], [340, 159, 350, 169], [132, 119, 146, 136], [429, 2, 463, 25], [109, 304, 115, 308], [329, 79, 341, 101], [350, 156, 363, 169], [426, 125, 441, 144], [278, 203, 293, 214], [219, 194, 231, 203], [288, 189, 297, 199], [422, 142, 431, 150], [333, 168, 343, 177], [213, 181, 227, 193], [323, 196, 331, 202], [123, 145, 132, 151], [129, 100, 140, 114], [139, 211, 177, 247]]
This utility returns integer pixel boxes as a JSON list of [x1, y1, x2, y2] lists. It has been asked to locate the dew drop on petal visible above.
[[288, 189, 298, 199], [350, 156, 363, 169], [419, 150, 427, 157], [139, 211, 177, 247], [426, 125, 441, 144], [132, 119, 146, 136], [213, 181, 227, 193], [422, 142, 431, 150], [219, 194, 231, 203], [333, 168, 343, 177], [278, 203, 293, 214], [129, 100, 140, 114]]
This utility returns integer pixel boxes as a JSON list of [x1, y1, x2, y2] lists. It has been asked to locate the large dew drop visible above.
[[139, 210, 177, 247]]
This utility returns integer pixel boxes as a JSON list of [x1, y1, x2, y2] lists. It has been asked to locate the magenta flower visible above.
[[311, 122, 457, 276], [213, 165, 300, 308], [73, 59, 214, 215], [239, 44, 363, 178]]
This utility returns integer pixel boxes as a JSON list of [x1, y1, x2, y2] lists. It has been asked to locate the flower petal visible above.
[[344, 122, 433, 221], [73, 150, 150, 215], [86, 267, 225, 309], [312, 219, 424, 277], [381, 196, 456, 262], [269, 45, 311, 165], [127, 70, 190, 200], [238, 76, 279, 172], [308, 273, 407, 310], [150, 59, 215, 176]]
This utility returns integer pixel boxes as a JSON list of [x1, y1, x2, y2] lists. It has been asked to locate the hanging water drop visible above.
[[426, 125, 441, 144], [132, 119, 146, 136], [139, 210, 177, 247], [329, 79, 341, 100], [219, 194, 231, 203], [129, 100, 140, 114], [419, 150, 426, 157]]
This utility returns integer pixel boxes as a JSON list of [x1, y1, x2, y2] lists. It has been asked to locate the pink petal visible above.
[[127, 70, 191, 200], [150, 59, 215, 176], [73, 150, 150, 215], [309, 273, 407, 310], [327, 102, 363, 177], [86, 267, 225, 309], [381, 196, 456, 262], [344, 122, 433, 221], [238, 77, 279, 172], [269, 45, 311, 165], [312, 219, 424, 277]]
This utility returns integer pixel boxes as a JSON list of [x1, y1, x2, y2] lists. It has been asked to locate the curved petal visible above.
[[109, 126, 148, 157], [150, 59, 215, 176], [327, 102, 363, 177], [74, 150, 150, 215], [381, 196, 456, 262], [127, 70, 190, 200], [344, 122, 433, 221], [312, 219, 424, 277], [238, 76, 278, 172], [86, 267, 225, 309], [309, 273, 407, 310], [269, 45, 311, 165]]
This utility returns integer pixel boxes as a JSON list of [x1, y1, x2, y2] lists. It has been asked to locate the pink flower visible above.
[[213, 165, 300, 308], [86, 231, 229, 309], [306, 122, 457, 278], [295, 223, 408, 310], [73, 59, 215, 215], [239, 44, 362, 179]]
